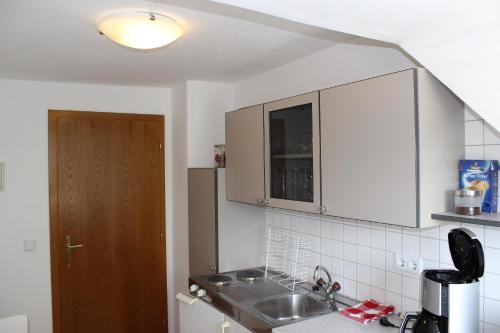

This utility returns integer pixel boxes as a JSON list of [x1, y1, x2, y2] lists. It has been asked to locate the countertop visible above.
[[273, 312, 400, 333]]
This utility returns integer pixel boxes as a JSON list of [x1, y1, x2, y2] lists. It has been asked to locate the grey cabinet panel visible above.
[[188, 168, 217, 276], [320, 70, 418, 226], [225, 105, 265, 204], [264, 92, 321, 213]]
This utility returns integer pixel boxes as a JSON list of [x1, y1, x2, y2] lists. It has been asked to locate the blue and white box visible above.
[[459, 160, 499, 213]]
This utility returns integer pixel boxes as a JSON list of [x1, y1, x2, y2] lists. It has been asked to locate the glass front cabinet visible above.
[[263, 92, 321, 213]]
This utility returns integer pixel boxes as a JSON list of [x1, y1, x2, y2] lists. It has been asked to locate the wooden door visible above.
[[48, 111, 167, 333], [320, 69, 417, 226], [225, 105, 265, 205]]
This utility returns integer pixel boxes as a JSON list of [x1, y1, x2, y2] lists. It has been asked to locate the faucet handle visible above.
[[315, 277, 328, 289], [330, 281, 341, 293]]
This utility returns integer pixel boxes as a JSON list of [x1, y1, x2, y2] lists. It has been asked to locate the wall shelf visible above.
[[431, 211, 500, 227]]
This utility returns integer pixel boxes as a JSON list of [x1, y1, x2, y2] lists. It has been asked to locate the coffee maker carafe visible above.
[[400, 228, 484, 333]]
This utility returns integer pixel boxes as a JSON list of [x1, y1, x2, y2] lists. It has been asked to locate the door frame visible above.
[[48, 110, 167, 333]]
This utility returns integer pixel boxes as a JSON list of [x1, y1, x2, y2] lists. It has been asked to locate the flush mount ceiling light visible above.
[[98, 12, 183, 50]]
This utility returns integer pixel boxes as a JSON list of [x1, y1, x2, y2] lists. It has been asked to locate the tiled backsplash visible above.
[[262, 108, 500, 333]]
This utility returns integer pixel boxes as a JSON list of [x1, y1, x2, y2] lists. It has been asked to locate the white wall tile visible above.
[[421, 259, 440, 271], [321, 218, 332, 239], [344, 261, 357, 280], [402, 234, 420, 257], [386, 231, 402, 253], [332, 258, 343, 276], [371, 268, 386, 289], [466, 145, 484, 160], [344, 224, 357, 244], [273, 212, 282, 228], [439, 240, 453, 265], [402, 276, 420, 300], [282, 212, 291, 230], [385, 291, 402, 312], [357, 264, 370, 284], [484, 124, 500, 145], [485, 227, 500, 249], [419, 226, 439, 239], [440, 224, 456, 240], [310, 219, 321, 236], [483, 323, 500, 333], [371, 228, 386, 250], [356, 245, 370, 266], [290, 215, 300, 231], [371, 286, 386, 303], [344, 243, 357, 262], [311, 235, 321, 253], [332, 240, 343, 259], [343, 279, 356, 299], [320, 237, 331, 256], [371, 248, 386, 269], [320, 255, 331, 270], [484, 145, 500, 160], [386, 251, 401, 274], [420, 237, 440, 261], [484, 322, 500, 333], [357, 282, 371, 301], [485, 247, 500, 275], [357, 224, 371, 246], [386, 272, 402, 295], [484, 273, 500, 300], [465, 120, 484, 146], [402, 297, 420, 313], [299, 216, 309, 234], [331, 222, 343, 241], [484, 298, 500, 327]]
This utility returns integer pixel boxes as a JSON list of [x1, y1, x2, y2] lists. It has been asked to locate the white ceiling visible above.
[[210, 0, 500, 131], [0, 0, 353, 87]]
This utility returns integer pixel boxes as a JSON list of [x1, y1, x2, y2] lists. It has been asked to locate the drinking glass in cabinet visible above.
[[269, 103, 314, 202]]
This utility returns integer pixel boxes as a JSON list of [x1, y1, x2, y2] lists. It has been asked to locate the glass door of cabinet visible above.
[[264, 92, 321, 213]]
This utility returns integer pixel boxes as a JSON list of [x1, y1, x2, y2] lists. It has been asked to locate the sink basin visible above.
[[254, 294, 332, 321]]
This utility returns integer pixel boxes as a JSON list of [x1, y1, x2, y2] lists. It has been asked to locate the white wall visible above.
[[186, 81, 234, 168], [234, 42, 416, 108], [169, 81, 189, 333], [0, 79, 173, 333]]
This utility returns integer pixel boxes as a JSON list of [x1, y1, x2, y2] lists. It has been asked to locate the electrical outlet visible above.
[[394, 253, 422, 274]]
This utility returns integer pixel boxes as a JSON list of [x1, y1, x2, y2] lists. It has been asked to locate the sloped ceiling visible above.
[[211, 0, 500, 131]]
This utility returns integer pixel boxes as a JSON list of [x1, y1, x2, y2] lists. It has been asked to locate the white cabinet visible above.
[[178, 294, 224, 333], [224, 316, 253, 333], [177, 293, 253, 333], [320, 68, 464, 227]]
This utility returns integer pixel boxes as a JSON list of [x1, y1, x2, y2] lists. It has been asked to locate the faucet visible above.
[[313, 265, 341, 302]]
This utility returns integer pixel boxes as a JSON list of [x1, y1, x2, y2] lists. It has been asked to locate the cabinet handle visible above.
[[219, 320, 231, 333], [320, 206, 327, 214]]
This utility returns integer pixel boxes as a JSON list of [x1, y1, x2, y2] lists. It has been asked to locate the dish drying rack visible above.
[[264, 227, 311, 291]]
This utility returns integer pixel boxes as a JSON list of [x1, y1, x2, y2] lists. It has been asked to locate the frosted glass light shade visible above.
[[98, 12, 183, 49]]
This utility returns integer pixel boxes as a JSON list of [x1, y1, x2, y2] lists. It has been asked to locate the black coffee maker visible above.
[[400, 228, 484, 333]]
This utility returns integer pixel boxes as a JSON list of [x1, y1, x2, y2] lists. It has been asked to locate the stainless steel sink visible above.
[[254, 294, 332, 321]]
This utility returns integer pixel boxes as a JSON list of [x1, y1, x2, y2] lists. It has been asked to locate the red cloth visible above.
[[339, 300, 395, 324]]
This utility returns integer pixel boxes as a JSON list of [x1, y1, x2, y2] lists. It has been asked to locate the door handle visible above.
[[66, 235, 83, 264], [219, 320, 231, 333]]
